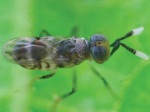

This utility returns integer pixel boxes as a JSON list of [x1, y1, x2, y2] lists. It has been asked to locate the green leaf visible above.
[[1, 0, 150, 112], [120, 62, 150, 112]]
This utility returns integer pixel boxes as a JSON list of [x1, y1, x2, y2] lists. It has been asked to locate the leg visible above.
[[70, 26, 79, 37], [39, 29, 51, 37], [40, 70, 56, 79], [50, 68, 77, 112], [89, 62, 120, 100]]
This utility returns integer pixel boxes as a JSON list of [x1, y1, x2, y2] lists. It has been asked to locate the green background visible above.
[[0, 0, 150, 112]]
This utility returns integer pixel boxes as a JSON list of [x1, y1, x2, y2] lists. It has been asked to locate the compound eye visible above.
[[91, 46, 109, 64], [90, 34, 110, 64], [90, 34, 108, 42]]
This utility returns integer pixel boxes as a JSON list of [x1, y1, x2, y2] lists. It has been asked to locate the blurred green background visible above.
[[0, 0, 150, 112]]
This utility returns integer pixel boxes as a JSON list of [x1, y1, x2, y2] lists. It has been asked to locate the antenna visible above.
[[110, 27, 149, 60]]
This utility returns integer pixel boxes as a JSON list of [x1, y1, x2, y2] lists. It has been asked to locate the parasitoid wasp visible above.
[[2, 26, 149, 111]]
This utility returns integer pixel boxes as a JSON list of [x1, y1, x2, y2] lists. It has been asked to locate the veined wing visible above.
[[2, 36, 71, 69]]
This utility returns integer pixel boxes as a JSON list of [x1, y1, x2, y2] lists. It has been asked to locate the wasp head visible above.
[[90, 34, 110, 64]]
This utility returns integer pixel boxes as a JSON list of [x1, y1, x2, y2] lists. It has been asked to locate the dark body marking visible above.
[[56, 37, 91, 68]]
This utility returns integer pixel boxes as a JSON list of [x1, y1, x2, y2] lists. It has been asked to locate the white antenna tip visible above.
[[135, 50, 149, 60], [133, 27, 144, 36]]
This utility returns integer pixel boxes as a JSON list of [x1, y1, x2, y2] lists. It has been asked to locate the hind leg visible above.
[[39, 29, 51, 37], [50, 68, 77, 112], [40, 70, 56, 79]]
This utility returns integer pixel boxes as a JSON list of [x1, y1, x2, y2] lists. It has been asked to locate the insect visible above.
[[2, 27, 149, 111]]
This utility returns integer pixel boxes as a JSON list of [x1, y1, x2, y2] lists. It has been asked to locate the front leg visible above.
[[70, 26, 79, 37], [89, 62, 120, 100]]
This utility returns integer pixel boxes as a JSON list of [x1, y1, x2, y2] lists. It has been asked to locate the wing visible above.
[[2, 36, 71, 70]]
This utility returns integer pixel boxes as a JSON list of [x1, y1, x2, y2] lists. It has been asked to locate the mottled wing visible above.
[[2, 36, 69, 70]]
